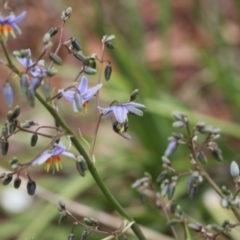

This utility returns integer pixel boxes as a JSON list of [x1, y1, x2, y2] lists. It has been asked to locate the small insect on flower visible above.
[[112, 120, 131, 140], [0, 11, 26, 39]]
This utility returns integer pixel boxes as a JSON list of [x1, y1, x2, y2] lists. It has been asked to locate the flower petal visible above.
[[82, 83, 102, 102], [125, 105, 143, 116], [78, 76, 88, 93], [98, 106, 113, 117], [61, 151, 77, 159], [60, 89, 75, 101], [124, 102, 146, 111], [31, 150, 52, 166], [8, 11, 26, 24], [113, 106, 128, 123]]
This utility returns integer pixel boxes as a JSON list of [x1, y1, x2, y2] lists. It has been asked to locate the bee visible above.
[[112, 120, 131, 140]]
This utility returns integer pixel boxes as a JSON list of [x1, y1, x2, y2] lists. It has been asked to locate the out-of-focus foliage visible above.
[[1, 0, 240, 239]]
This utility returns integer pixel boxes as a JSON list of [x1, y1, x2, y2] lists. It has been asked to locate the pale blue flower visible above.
[[59, 76, 102, 113], [98, 102, 146, 123], [31, 141, 76, 172], [0, 11, 26, 38], [16, 49, 47, 77]]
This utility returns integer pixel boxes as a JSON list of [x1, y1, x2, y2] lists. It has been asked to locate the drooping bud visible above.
[[13, 105, 21, 119], [3, 83, 14, 107], [102, 34, 115, 43], [21, 120, 34, 128], [74, 51, 87, 62], [156, 171, 167, 183], [1, 126, 8, 137], [71, 38, 81, 51], [49, 53, 63, 65], [14, 177, 22, 189], [43, 83, 52, 100], [197, 151, 208, 164], [104, 65, 112, 81], [74, 91, 83, 112], [30, 134, 38, 147], [46, 68, 58, 77], [67, 233, 75, 240], [188, 223, 202, 232], [27, 180, 36, 195], [48, 27, 58, 37], [58, 200, 66, 210], [58, 212, 68, 224], [83, 66, 97, 75], [2, 174, 12, 185], [9, 156, 18, 170], [9, 120, 17, 133], [83, 217, 98, 226], [76, 158, 87, 177], [20, 74, 29, 94], [208, 142, 223, 161], [172, 121, 185, 128], [26, 89, 35, 107], [80, 230, 88, 240], [42, 32, 51, 45], [29, 78, 42, 91], [7, 110, 14, 122], [105, 41, 115, 49], [230, 161, 239, 178], [1, 140, 9, 155], [164, 139, 178, 157]]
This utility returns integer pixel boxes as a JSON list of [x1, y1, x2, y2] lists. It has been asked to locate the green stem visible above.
[[0, 39, 146, 240], [35, 92, 146, 240]]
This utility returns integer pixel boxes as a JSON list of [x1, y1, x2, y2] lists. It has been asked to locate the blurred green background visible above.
[[1, 0, 240, 239]]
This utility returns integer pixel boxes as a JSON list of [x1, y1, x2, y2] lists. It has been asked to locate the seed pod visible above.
[[14, 177, 22, 189], [2, 174, 12, 185], [48, 27, 58, 37], [20, 74, 29, 95], [104, 65, 112, 81], [27, 180, 36, 195], [3, 83, 14, 107], [71, 38, 81, 51], [73, 51, 87, 62], [12, 105, 21, 119], [105, 41, 115, 49], [26, 89, 35, 107], [1, 140, 9, 155], [31, 134, 38, 147], [74, 91, 83, 112], [49, 53, 63, 65], [7, 110, 14, 122], [1, 126, 8, 137], [67, 233, 75, 240]]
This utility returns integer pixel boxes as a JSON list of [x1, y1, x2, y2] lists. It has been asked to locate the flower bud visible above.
[[156, 171, 167, 183], [67, 233, 75, 240], [1, 140, 9, 155], [14, 177, 22, 189], [9, 121, 17, 133], [73, 51, 87, 62], [48, 27, 58, 37], [43, 32, 51, 45], [83, 217, 98, 226], [167, 183, 175, 200], [83, 66, 97, 75], [49, 53, 63, 65], [129, 89, 139, 101], [76, 159, 87, 177], [2, 174, 12, 185], [20, 74, 29, 94], [197, 151, 208, 164], [13, 105, 21, 119], [58, 212, 68, 224], [27, 180, 36, 195], [29, 78, 42, 91], [3, 83, 14, 107], [31, 134, 38, 147], [105, 41, 115, 49], [43, 83, 52, 100], [188, 223, 202, 232], [7, 110, 14, 122], [62, 7, 72, 21], [80, 230, 87, 240], [230, 161, 239, 178], [104, 65, 112, 81], [71, 38, 81, 51], [172, 121, 185, 128], [102, 35, 115, 43], [1, 126, 8, 137], [26, 89, 35, 107], [164, 140, 178, 157], [46, 68, 58, 77]]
